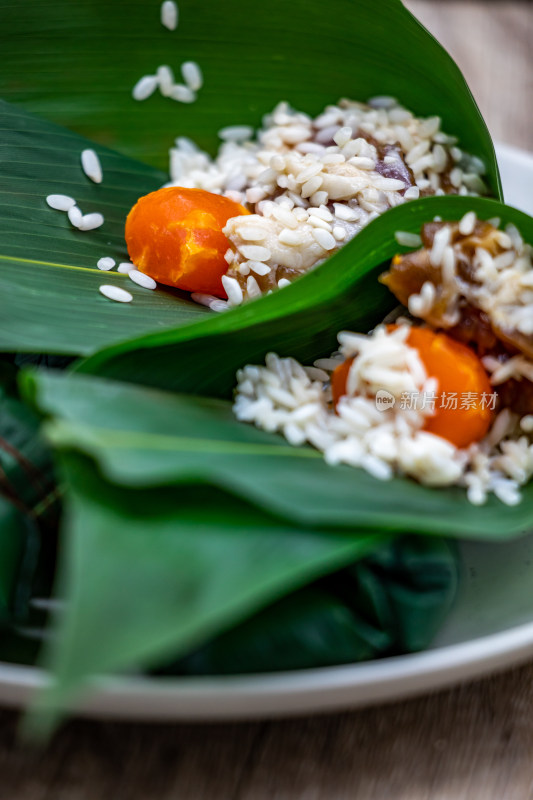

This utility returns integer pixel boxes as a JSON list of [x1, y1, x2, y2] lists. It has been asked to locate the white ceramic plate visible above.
[[2, 143, 533, 721]]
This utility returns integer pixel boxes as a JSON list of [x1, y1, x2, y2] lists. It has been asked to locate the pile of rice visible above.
[[233, 214, 533, 506], [165, 98, 488, 310], [400, 214, 533, 386]]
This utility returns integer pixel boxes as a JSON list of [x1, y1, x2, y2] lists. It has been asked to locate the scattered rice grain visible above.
[[161, 0, 178, 30], [128, 270, 157, 290], [79, 212, 104, 231], [99, 285, 132, 303], [459, 211, 477, 236], [181, 61, 203, 92], [157, 65, 175, 97], [170, 84, 196, 103], [97, 257, 116, 271], [132, 74, 158, 101], [46, 194, 76, 212], [67, 206, 83, 228], [117, 261, 136, 273], [219, 125, 254, 142], [395, 231, 423, 248], [81, 149, 103, 184]]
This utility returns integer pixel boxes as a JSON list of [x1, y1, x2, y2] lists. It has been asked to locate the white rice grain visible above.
[[118, 261, 136, 273], [191, 292, 218, 308], [312, 228, 336, 250], [46, 194, 76, 212], [246, 275, 262, 299], [99, 285, 133, 303], [79, 212, 104, 231], [459, 210, 477, 236], [238, 226, 268, 242], [333, 204, 358, 222], [157, 65, 175, 97], [161, 0, 178, 30], [248, 261, 271, 276], [333, 126, 352, 147], [97, 257, 116, 271], [81, 149, 103, 184], [332, 226, 347, 241], [429, 225, 451, 266], [170, 84, 196, 104], [67, 206, 83, 228], [222, 275, 243, 306], [238, 245, 271, 261], [350, 156, 376, 170], [132, 75, 158, 101], [128, 270, 157, 290], [395, 231, 423, 248], [521, 416, 533, 433], [278, 228, 306, 246], [209, 299, 230, 312], [219, 125, 254, 142], [181, 61, 203, 92], [301, 176, 323, 199]]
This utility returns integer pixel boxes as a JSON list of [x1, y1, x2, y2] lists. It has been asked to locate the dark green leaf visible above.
[[29, 452, 385, 728], [22, 369, 533, 539], [337, 536, 459, 653], [0, 498, 32, 622], [171, 588, 390, 674], [0, 101, 211, 355], [77, 197, 528, 397], [0, 380, 55, 511], [0, 382, 56, 626], [164, 536, 458, 675]]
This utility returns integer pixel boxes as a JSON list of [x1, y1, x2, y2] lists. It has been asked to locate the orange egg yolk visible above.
[[331, 326, 495, 449], [125, 187, 250, 298]]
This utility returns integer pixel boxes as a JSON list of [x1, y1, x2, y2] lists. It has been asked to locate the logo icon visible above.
[[375, 389, 396, 411]]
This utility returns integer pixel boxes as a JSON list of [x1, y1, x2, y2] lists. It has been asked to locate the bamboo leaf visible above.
[[0, 379, 56, 625], [78, 197, 532, 396], [0, 101, 211, 355], [0, 0, 501, 356], [29, 452, 386, 731], [0, 0, 500, 185], [22, 369, 533, 539], [165, 537, 459, 675]]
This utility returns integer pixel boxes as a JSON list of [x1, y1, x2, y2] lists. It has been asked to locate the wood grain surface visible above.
[[2, 2, 533, 798], [3, 663, 533, 799], [406, 0, 532, 150]]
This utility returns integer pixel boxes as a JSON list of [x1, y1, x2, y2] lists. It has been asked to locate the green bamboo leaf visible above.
[[0, 499, 33, 623], [0, 378, 55, 512], [29, 452, 385, 731], [21, 369, 533, 539], [0, 101, 211, 355], [0, 379, 56, 626], [0, 0, 500, 186], [0, 0, 501, 357], [172, 588, 392, 675], [164, 537, 459, 675], [79, 196, 532, 396]]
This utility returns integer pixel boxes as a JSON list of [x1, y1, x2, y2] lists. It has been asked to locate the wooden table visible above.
[[407, 0, 532, 151], [3, 2, 533, 797]]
